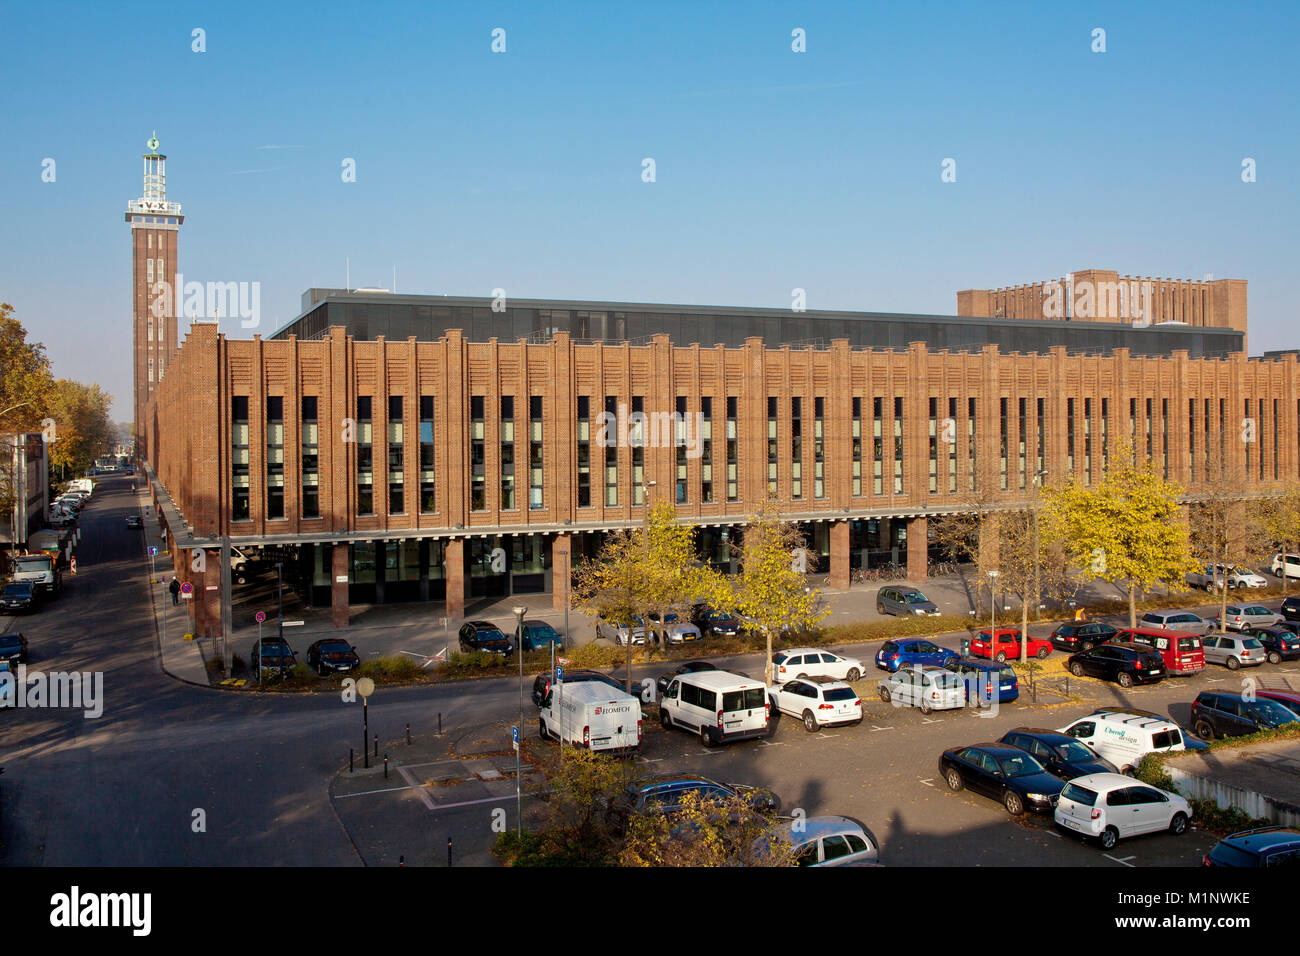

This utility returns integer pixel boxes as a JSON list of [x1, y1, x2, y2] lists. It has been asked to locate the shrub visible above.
[[358, 656, 425, 683]]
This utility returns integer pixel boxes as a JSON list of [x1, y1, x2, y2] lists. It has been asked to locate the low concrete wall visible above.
[[1167, 766, 1300, 827]]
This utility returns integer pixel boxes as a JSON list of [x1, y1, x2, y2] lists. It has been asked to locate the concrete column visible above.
[[445, 537, 465, 620], [330, 543, 349, 628], [552, 533, 572, 612], [907, 516, 928, 581], [201, 548, 220, 640], [829, 520, 850, 590]]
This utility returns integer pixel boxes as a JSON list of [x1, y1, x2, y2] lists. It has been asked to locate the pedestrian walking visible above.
[[169, 576, 180, 606]]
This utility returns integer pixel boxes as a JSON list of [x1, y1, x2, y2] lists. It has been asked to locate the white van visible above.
[[538, 681, 642, 754], [1056, 709, 1187, 773], [659, 670, 770, 746]]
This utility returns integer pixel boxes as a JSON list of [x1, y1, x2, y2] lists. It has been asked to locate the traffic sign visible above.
[[147, 546, 158, 556], [512, 725, 520, 751], [555, 665, 564, 680], [180, 581, 193, 594], [254, 611, 266, 623]]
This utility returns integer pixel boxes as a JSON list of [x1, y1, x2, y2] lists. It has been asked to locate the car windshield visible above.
[[1061, 782, 1098, 806], [997, 753, 1045, 777], [905, 592, 930, 604], [3, 584, 29, 595], [1248, 700, 1300, 727], [0, 636, 21, 649], [708, 612, 731, 622], [320, 643, 351, 654], [1056, 740, 1098, 762], [823, 688, 857, 702]]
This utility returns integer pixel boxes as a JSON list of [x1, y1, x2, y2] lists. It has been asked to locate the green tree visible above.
[[1187, 452, 1273, 628], [1045, 441, 1196, 627], [1258, 484, 1300, 597]]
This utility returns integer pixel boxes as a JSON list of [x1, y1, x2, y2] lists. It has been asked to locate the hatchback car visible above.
[[940, 744, 1066, 816], [1054, 773, 1191, 850], [0, 633, 29, 666], [689, 604, 742, 638], [249, 636, 297, 677], [457, 621, 513, 655], [943, 657, 1019, 706], [646, 612, 700, 645], [1139, 610, 1214, 636], [879, 665, 965, 713], [305, 639, 361, 676], [518, 620, 564, 652], [1201, 634, 1264, 669], [769, 676, 862, 731], [1204, 827, 1300, 867], [1271, 553, 1300, 581], [1190, 692, 1300, 740], [595, 615, 646, 647], [875, 638, 959, 673], [998, 728, 1117, 780], [772, 648, 864, 682], [1279, 595, 1300, 622], [609, 773, 781, 830], [968, 627, 1052, 662], [1067, 642, 1165, 687], [876, 585, 940, 617], [1218, 603, 1283, 631], [788, 816, 880, 867], [0, 582, 38, 614], [1241, 625, 1300, 664], [1049, 620, 1118, 652]]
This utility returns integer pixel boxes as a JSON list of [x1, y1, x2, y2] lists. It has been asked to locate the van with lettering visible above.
[[1056, 709, 1187, 774], [538, 680, 642, 754], [659, 670, 770, 747], [1109, 627, 1206, 676]]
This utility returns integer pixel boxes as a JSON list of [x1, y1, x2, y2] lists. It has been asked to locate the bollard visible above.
[[349, 748, 354, 773], [399, 855, 404, 867], [374, 735, 379, 759], [447, 837, 452, 867], [438, 712, 443, 736], [384, 754, 389, 779], [406, 723, 411, 745]]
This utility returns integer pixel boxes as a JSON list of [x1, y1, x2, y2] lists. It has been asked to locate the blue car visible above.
[[519, 620, 564, 652], [875, 638, 959, 673], [944, 656, 1019, 705]]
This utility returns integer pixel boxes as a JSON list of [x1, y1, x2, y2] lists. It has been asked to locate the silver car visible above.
[[877, 665, 966, 713], [1202, 634, 1265, 669], [596, 615, 646, 646], [1218, 604, 1283, 631], [876, 585, 940, 617], [1139, 610, 1214, 636], [646, 612, 702, 645]]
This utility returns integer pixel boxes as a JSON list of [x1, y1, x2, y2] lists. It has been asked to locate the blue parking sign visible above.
[[555, 665, 563, 680], [511, 726, 519, 745]]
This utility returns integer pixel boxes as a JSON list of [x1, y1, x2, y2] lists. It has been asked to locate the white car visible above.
[[787, 816, 879, 866], [1272, 553, 1300, 580], [1054, 772, 1192, 850], [1224, 566, 1268, 589], [768, 676, 862, 731], [877, 665, 966, 713], [771, 648, 864, 683]]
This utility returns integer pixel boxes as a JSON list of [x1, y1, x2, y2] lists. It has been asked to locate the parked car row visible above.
[[247, 636, 361, 678]]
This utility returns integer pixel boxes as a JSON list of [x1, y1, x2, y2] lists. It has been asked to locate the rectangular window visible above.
[[726, 396, 738, 501], [928, 397, 938, 494], [577, 396, 591, 508], [266, 396, 285, 519], [1245, 398, 1253, 476], [632, 396, 645, 506], [1036, 397, 1045, 479], [419, 396, 435, 512], [499, 395, 516, 510], [1017, 397, 1027, 490], [1000, 398, 1009, 490], [1144, 398, 1153, 462], [470, 395, 486, 511], [301, 395, 319, 518], [356, 396, 374, 515], [813, 396, 825, 499], [232, 395, 250, 520], [1162, 399, 1169, 480], [1084, 398, 1093, 484], [948, 397, 958, 493], [873, 397, 884, 495], [967, 398, 976, 491], [676, 396, 689, 504], [852, 397, 862, 497], [893, 397, 904, 495], [605, 395, 618, 506], [701, 396, 714, 503], [388, 395, 404, 514], [1189, 399, 1196, 483], [1130, 397, 1138, 463], [790, 397, 802, 500], [768, 396, 779, 497], [1274, 398, 1280, 480], [530, 395, 544, 508], [1067, 398, 1076, 475], [1101, 398, 1110, 473]]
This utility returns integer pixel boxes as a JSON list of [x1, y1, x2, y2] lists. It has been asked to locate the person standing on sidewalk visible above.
[[169, 576, 180, 606]]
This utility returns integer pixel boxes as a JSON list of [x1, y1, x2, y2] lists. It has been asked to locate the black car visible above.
[[1190, 691, 1300, 741], [1281, 596, 1300, 623], [0, 633, 29, 666], [997, 728, 1118, 780], [306, 639, 361, 676], [1241, 625, 1300, 664], [1, 582, 38, 614], [939, 743, 1067, 815], [655, 661, 720, 697], [689, 604, 741, 638], [608, 772, 781, 831], [124, 515, 144, 529], [458, 621, 513, 655], [249, 636, 297, 676], [1066, 642, 1165, 687], [1204, 827, 1300, 867], [1049, 620, 1118, 652], [530, 669, 630, 708]]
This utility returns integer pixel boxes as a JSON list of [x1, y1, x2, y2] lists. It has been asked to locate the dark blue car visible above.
[[875, 638, 959, 673], [943, 656, 1019, 705]]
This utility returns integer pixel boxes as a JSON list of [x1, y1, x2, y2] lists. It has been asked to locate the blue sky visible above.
[[1, 0, 1297, 418]]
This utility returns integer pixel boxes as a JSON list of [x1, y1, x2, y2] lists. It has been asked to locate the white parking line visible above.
[[1105, 854, 1136, 867], [919, 778, 935, 788], [818, 734, 842, 739], [396, 765, 436, 810], [921, 718, 944, 724], [870, 725, 895, 732]]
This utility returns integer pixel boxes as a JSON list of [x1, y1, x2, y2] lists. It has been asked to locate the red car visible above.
[[968, 627, 1052, 662], [1108, 627, 1205, 676]]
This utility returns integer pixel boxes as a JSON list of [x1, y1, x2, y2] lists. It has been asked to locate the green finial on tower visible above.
[[147, 131, 160, 153]]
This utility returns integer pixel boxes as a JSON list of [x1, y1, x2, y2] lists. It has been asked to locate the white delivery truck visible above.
[[12, 552, 62, 597], [538, 680, 643, 754], [68, 478, 94, 496]]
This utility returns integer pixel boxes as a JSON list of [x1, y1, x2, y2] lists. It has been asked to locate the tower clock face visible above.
[[148, 133, 159, 152]]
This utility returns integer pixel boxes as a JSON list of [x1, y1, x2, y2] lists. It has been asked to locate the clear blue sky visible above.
[[2, 0, 1297, 419]]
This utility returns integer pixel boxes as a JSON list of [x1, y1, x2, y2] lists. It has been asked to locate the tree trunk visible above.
[[764, 627, 773, 685], [1128, 581, 1137, 628], [1020, 592, 1029, 663]]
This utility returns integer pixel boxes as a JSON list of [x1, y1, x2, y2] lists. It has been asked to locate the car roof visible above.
[[948, 656, 1005, 669], [957, 743, 1031, 757], [1117, 626, 1186, 638], [680, 670, 764, 690], [469, 621, 503, 629], [790, 674, 848, 686], [777, 647, 826, 656], [1006, 728, 1074, 743], [897, 664, 953, 676], [784, 815, 872, 842], [1089, 710, 1180, 730], [1065, 772, 1147, 791], [522, 619, 553, 627], [1221, 827, 1300, 851]]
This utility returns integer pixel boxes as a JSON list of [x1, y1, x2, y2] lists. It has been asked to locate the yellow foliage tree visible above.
[[1258, 484, 1300, 597], [618, 789, 796, 867]]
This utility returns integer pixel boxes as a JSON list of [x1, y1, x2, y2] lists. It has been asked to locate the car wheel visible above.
[[846, 668, 861, 682], [539, 718, 549, 740], [1120, 765, 1135, 776], [660, 708, 672, 730], [1117, 671, 1134, 688], [1004, 791, 1024, 816], [1036, 646, 1050, 660], [945, 768, 963, 791], [1099, 826, 1119, 850], [879, 685, 892, 703], [920, 698, 933, 715], [1169, 812, 1189, 836], [995, 652, 1007, 663], [699, 725, 714, 748], [1268, 650, 1282, 665], [876, 604, 885, 615], [1195, 719, 1215, 741], [1070, 661, 1085, 677], [1226, 656, 1241, 670], [802, 710, 818, 733]]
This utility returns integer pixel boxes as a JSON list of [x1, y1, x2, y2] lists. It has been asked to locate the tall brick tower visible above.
[[125, 132, 183, 460]]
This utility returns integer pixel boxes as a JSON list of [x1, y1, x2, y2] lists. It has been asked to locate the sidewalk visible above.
[[1164, 738, 1300, 827], [136, 485, 210, 686]]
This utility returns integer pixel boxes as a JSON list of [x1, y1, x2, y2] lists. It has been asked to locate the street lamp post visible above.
[[513, 604, 527, 837], [987, 569, 1000, 654]]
